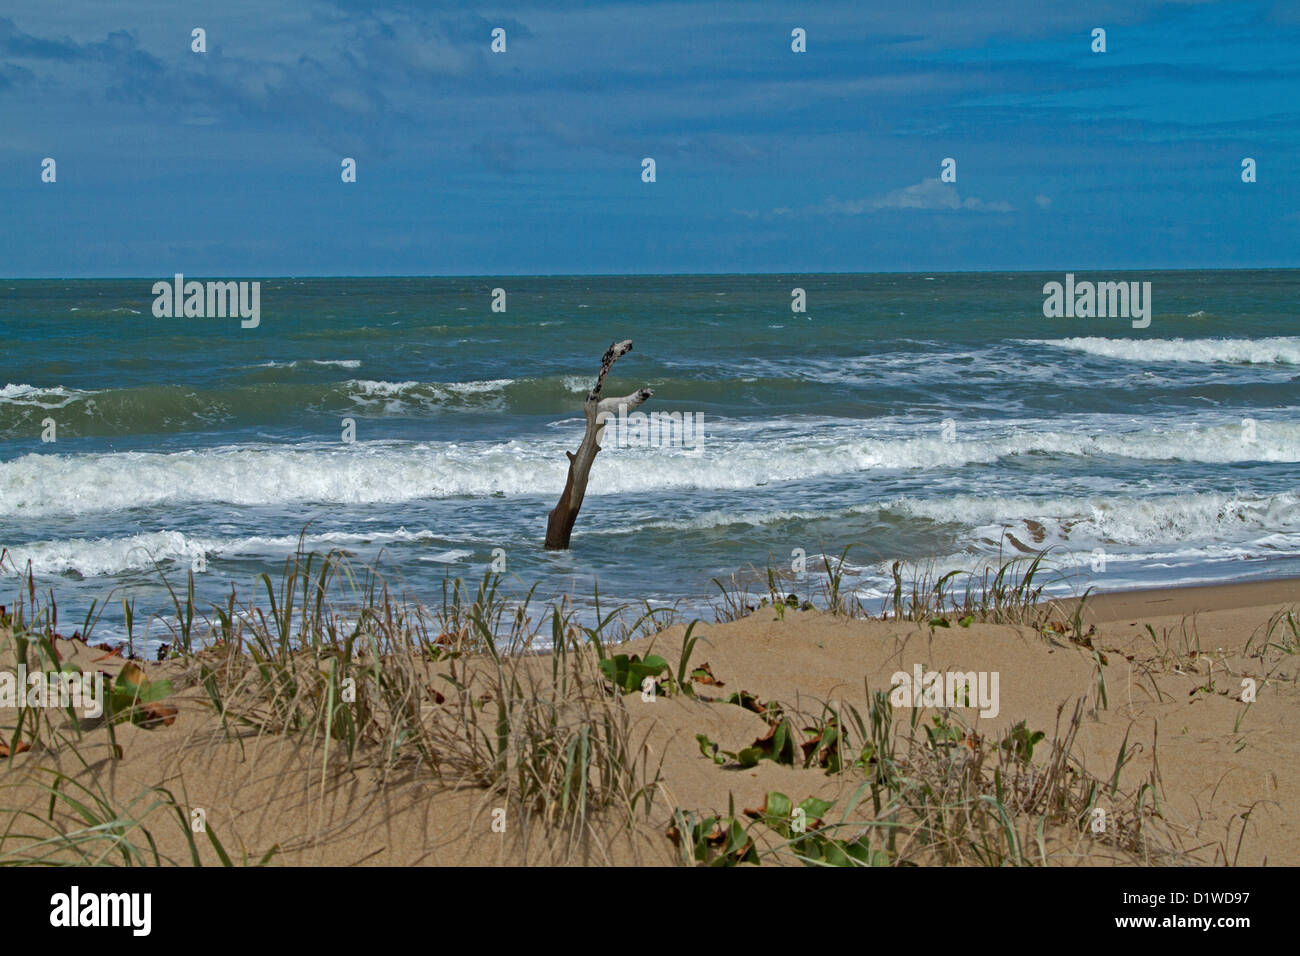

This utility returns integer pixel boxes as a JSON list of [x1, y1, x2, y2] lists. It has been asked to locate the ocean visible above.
[[2, 271, 1297, 647]]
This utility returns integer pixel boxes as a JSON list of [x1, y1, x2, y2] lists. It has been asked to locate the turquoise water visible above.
[[2, 271, 1298, 645]]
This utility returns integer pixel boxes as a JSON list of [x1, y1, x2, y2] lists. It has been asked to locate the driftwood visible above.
[[545, 339, 653, 550]]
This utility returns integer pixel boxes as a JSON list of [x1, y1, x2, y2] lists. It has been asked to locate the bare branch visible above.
[[595, 387, 655, 420], [588, 339, 633, 402], [546, 341, 653, 550]]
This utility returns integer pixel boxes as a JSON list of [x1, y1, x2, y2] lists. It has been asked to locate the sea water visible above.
[[2, 271, 1297, 646]]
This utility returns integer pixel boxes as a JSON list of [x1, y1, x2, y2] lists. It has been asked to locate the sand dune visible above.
[[1, 576, 1296, 866]]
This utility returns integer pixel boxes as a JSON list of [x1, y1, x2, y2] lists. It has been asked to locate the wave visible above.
[[251, 359, 362, 369], [0, 377, 525, 437], [64, 307, 141, 316], [849, 542, 1300, 601], [876, 489, 1300, 550], [0, 374, 846, 437], [760, 348, 1066, 387], [1, 382, 243, 436], [343, 378, 517, 411], [836, 490, 1300, 599], [1, 528, 464, 577], [3, 418, 1298, 517], [0, 384, 91, 409], [603, 489, 1300, 552], [1026, 336, 1300, 365], [10, 489, 1297, 580]]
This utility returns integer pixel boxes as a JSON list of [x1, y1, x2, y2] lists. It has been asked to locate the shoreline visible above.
[[1058, 574, 1300, 622], [10, 567, 1300, 655], [1, 561, 1297, 866]]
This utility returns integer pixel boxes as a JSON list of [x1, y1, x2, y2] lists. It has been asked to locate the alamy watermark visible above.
[[0, 666, 104, 718], [890, 664, 1000, 718], [603, 404, 705, 455], [1042, 273, 1151, 329], [152, 274, 260, 328], [49, 886, 150, 936]]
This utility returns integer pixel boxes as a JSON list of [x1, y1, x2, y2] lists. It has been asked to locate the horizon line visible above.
[[4, 265, 1299, 281]]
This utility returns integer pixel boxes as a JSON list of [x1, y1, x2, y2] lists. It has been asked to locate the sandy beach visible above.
[[2, 570, 1296, 867]]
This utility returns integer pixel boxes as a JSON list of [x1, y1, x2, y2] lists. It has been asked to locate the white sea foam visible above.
[[418, 549, 474, 564], [1026, 336, 1300, 365], [347, 378, 512, 396], [341, 378, 514, 411], [772, 349, 1062, 387], [878, 490, 1300, 550], [8, 491, 1297, 579], [1, 527, 459, 577], [3, 419, 1298, 518], [611, 489, 1300, 552], [0, 384, 91, 408], [843, 491, 1300, 600], [252, 359, 362, 369], [849, 547, 1295, 602], [593, 507, 819, 536]]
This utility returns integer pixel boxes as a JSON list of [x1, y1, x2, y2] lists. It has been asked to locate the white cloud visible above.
[[777, 177, 1014, 217]]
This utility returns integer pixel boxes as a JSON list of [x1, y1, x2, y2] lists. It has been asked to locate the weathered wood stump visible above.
[[545, 339, 653, 550]]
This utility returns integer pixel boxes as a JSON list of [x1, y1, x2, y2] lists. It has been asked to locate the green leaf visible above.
[[598, 653, 670, 693], [798, 796, 835, 823], [762, 791, 793, 821]]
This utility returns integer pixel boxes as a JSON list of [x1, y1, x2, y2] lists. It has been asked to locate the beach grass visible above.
[[1, 545, 1295, 865]]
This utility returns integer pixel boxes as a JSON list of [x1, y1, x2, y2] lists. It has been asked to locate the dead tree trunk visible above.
[[545, 339, 653, 550]]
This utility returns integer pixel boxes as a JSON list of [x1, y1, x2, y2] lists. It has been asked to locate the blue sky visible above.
[[1, 0, 1296, 276]]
